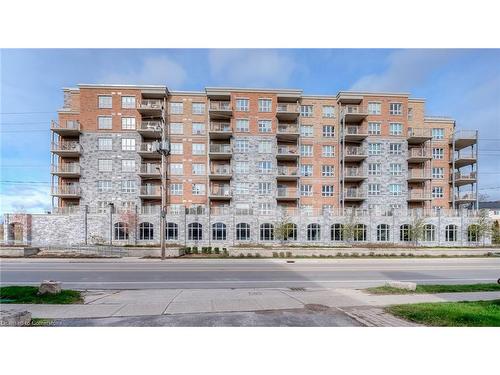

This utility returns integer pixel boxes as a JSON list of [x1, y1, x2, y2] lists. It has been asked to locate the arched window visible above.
[[281, 223, 297, 241], [423, 224, 435, 242], [236, 223, 250, 241], [307, 223, 321, 241], [114, 222, 128, 240], [139, 222, 154, 240], [188, 222, 203, 241], [400, 224, 412, 242], [377, 224, 390, 242], [166, 222, 178, 240], [467, 224, 479, 242], [445, 224, 458, 242], [260, 223, 274, 241], [331, 224, 344, 241], [353, 224, 366, 241], [212, 222, 227, 241]]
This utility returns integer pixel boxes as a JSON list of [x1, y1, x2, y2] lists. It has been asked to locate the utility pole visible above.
[[157, 95, 170, 260]]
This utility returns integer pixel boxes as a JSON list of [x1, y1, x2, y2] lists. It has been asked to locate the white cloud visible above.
[[208, 50, 298, 87], [100, 56, 187, 86], [0, 185, 51, 214]]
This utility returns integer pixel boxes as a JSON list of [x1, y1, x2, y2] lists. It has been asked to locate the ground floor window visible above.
[[281, 223, 297, 241], [114, 222, 128, 240], [400, 224, 412, 242], [353, 224, 366, 241], [445, 224, 458, 242], [212, 222, 227, 241], [423, 224, 435, 242], [139, 222, 154, 240], [331, 224, 343, 241], [188, 223, 202, 241], [467, 224, 479, 242], [377, 224, 390, 241], [307, 223, 321, 241], [236, 223, 250, 241], [260, 223, 274, 241], [166, 222, 178, 240]]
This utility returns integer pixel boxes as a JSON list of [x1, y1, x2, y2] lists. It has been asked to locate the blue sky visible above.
[[1, 49, 499, 213]]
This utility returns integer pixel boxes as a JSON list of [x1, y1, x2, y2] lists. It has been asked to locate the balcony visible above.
[[342, 167, 367, 182], [276, 103, 300, 121], [209, 165, 232, 180], [452, 151, 477, 168], [342, 188, 366, 201], [138, 120, 162, 138], [407, 169, 431, 183], [138, 142, 161, 159], [276, 187, 299, 201], [276, 146, 299, 161], [277, 123, 300, 141], [139, 185, 161, 199], [51, 184, 81, 198], [137, 99, 163, 116], [343, 146, 368, 162], [51, 120, 81, 136], [51, 141, 81, 157], [451, 171, 477, 187], [209, 101, 232, 119], [209, 185, 232, 200], [276, 166, 299, 181], [451, 130, 477, 150], [407, 128, 432, 144], [51, 163, 81, 178], [343, 105, 368, 123], [407, 191, 432, 202], [209, 122, 232, 139], [209, 144, 232, 160], [407, 148, 431, 163], [138, 164, 161, 178], [453, 192, 477, 204], [344, 125, 368, 142]]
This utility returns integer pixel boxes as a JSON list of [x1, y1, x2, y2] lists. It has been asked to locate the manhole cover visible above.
[[289, 287, 306, 292]]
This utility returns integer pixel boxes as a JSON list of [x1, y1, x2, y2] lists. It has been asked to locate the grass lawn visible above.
[[366, 283, 500, 295], [0, 286, 82, 304], [387, 300, 500, 327]]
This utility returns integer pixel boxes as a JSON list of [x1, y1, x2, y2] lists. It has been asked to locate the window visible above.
[[432, 148, 444, 159], [139, 222, 153, 240], [121, 180, 136, 193], [389, 143, 402, 155], [258, 99, 272, 112], [353, 224, 367, 241], [368, 122, 381, 135], [331, 224, 344, 241], [170, 123, 183, 134], [97, 180, 112, 192], [432, 186, 444, 198], [368, 184, 381, 196], [300, 105, 313, 117], [236, 119, 249, 132], [98, 95, 112, 109], [467, 224, 479, 242], [260, 223, 274, 241], [170, 163, 183, 175], [301, 205, 313, 216], [121, 160, 135, 172], [170, 102, 183, 114], [98, 159, 112, 172], [322, 185, 334, 197], [98, 116, 112, 129], [121, 117, 136, 130], [235, 98, 249, 112], [170, 183, 183, 195], [368, 143, 382, 155], [400, 224, 412, 242], [432, 167, 444, 179], [121, 96, 136, 109], [321, 165, 334, 177], [390, 123, 403, 135], [192, 102, 205, 115], [389, 184, 402, 196], [98, 138, 112, 151], [113, 222, 128, 240], [258, 203, 272, 215], [322, 145, 335, 157], [235, 161, 249, 174], [258, 140, 273, 153], [258, 161, 272, 174], [192, 163, 205, 175], [236, 223, 250, 241], [322, 105, 335, 118], [301, 144, 313, 157], [192, 123, 205, 135], [368, 163, 381, 176], [322, 125, 335, 138], [258, 182, 272, 195], [188, 223, 203, 241], [192, 183, 206, 195], [432, 128, 444, 140], [307, 224, 321, 241], [235, 182, 250, 195], [192, 143, 206, 155], [300, 125, 313, 137], [300, 164, 313, 177], [121, 138, 136, 151], [212, 223, 227, 241], [170, 143, 183, 155], [322, 205, 333, 214], [235, 139, 249, 153], [390, 163, 402, 176], [368, 102, 381, 115], [389, 103, 402, 115], [279, 223, 297, 241], [445, 224, 457, 242], [423, 224, 436, 241], [258, 120, 272, 133], [377, 224, 390, 242], [300, 184, 312, 197], [166, 222, 178, 240]]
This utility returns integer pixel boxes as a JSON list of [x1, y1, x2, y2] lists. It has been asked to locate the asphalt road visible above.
[[1, 257, 499, 289]]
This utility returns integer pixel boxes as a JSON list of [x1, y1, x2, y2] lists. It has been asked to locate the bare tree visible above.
[[409, 214, 426, 247], [275, 211, 295, 244], [469, 209, 492, 246], [342, 208, 356, 245], [119, 210, 138, 245]]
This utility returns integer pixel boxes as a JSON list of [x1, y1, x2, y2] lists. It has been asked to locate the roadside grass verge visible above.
[[386, 300, 500, 327], [0, 286, 83, 304], [366, 283, 500, 295]]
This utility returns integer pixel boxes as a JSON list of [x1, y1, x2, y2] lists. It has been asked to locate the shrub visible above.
[[214, 247, 220, 255], [286, 251, 292, 258], [352, 252, 359, 257], [247, 253, 253, 258], [279, 252, 285, 258], [336, 252, 342, 257], [192, 247, 199, 254], [369, 252, 375, 257], [222, 248, 229, 257], [272, 252, 279, 258], [239, 253, 245, 258], [255, 253, 261, 258]]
